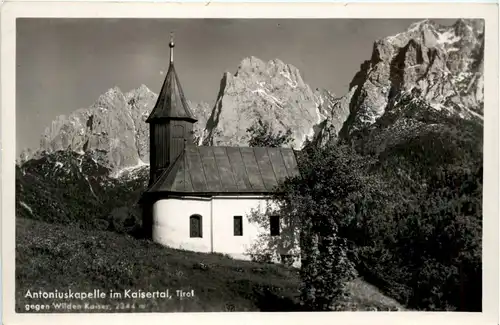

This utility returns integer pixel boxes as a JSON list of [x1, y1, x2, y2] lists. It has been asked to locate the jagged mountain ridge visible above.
[[19, 65, 332, 172], [337, 18, 484, 138], [202, 56, 323, 148], [18, 19, 484, 175], [18, 85, 212, 172]]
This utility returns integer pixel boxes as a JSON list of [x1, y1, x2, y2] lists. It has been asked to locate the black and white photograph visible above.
[[1, 2, 498, 322]]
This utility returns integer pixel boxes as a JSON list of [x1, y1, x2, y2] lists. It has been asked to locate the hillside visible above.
[[16, 151, 147, 236], [16, 218, 404, 312]]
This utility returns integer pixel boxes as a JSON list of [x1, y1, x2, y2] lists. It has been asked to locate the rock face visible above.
[[22, 86, 155, 170], [19, 19, 484, 174], [311, 88, 353, 146], [203, 57, 322, 148], [20, 56, 333, 172], [189, 101, 212, 145], [19, 85, 211, 172], [339, 19, 484, 137]]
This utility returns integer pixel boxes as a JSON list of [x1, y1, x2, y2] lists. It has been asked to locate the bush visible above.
[[109, 206, 142, 234]]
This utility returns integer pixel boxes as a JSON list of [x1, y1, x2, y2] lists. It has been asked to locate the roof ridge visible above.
[[173, 66, 197, 119], [144, 145, 300, 195], [225, 147, 243, 192], [209, 147, 225, 191], [184, 146, 194, 192], [278, 147, 291, 177], [147, 150, 185, 192], [195, 146, 209, 191], [222, 147, 239, 191], [251, 147, 267, 190], [238, 147, 253, 190], [146, 61, 197, 123], [266, 147, 280, 189]]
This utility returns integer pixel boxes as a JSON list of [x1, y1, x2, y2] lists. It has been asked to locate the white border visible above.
[[1, 0, 499, 3], [1, 2, 499, 325]]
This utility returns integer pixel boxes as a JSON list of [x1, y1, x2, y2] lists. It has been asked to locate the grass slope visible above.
[[16, 218, 404, 312]]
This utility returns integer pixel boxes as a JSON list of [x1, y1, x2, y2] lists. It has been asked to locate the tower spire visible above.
[[146, 31, 196, 124], [169, 32, 175, 63], [146, 32, 197, 186]]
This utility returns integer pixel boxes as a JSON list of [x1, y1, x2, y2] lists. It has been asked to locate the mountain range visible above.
[[16, 18, 484, 241], [18, 19, 484, 170]]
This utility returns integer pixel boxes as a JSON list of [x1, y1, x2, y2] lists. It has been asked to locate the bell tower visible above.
[[146, 33, 197, 186]]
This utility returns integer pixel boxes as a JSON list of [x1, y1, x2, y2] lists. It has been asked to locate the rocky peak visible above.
[[311, 88, 354, 146], [235, 57, 307, 88], [92, 86, 126, 110], [19, 19, 484, 175], [203, 56, 321, 148], [125, 84, 156, 104], [21, 85, 210, 172], [235, 56, 267, 75], [187, 100, 212, 145], [340, 19, 484, 137]]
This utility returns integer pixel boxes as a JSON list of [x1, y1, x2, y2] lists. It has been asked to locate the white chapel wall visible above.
[[152, 198, 212, 253], [152, 196, 299, 264], [211, 196, 268, 260]]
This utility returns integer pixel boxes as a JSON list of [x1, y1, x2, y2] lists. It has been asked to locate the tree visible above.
[[247, 119, 294, 148], [395, 163, 482, 311], [350, 116, 483, 311], [273, 143, 385, 310], [244, 108, 483, 311], [244, 201, 301, 266]]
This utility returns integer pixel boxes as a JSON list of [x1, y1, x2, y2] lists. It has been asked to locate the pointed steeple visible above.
[[146, 33, 197, 123], [147, 33, 198, 187]]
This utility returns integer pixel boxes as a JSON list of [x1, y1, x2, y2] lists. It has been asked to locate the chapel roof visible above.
[[145, 36, 197, 123], [145, 145, 300, 196]]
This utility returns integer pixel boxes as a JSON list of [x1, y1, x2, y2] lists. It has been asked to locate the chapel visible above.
[[139, 36, 300, 262]]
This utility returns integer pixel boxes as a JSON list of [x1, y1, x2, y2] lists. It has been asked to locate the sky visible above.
[[16, 18, 456, 154]]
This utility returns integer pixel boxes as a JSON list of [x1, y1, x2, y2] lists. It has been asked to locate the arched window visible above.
[[190, 214, 202, 238]]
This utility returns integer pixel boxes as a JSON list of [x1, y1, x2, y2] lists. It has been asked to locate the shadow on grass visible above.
[[229, 279, 303, 312], [355, 260, 411, 307], [129, 227, 147, 240], [254, 288, 303, 312]]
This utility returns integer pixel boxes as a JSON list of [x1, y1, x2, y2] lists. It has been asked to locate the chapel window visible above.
[[173, 125, 184, 138], [234, 216, 243, 236], [270, 215, 280, 236], [190, 214, 202, 238]]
